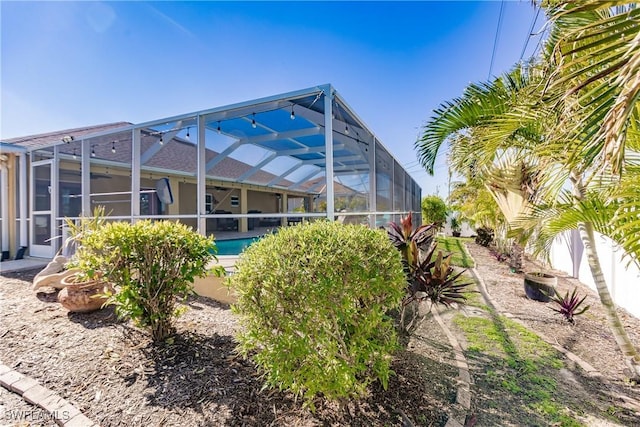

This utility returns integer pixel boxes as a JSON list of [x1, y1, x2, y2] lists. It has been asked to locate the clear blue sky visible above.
[[1, 1, 544, 198]]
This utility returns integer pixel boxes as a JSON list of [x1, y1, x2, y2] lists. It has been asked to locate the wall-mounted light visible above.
[[290, 105, 295, 120], [185, 127, 190, 140], [91, 146, 96, 157], [111, 141, 116, 154], [251, 113, 257, 128], [344, 125, 349, 135], [72, 148, 77, 160], [217, 121, 221, 133], [159, 135, 164, 145]]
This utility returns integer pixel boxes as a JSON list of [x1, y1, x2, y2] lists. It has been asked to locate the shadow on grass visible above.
[[459, 311, 639, 426]]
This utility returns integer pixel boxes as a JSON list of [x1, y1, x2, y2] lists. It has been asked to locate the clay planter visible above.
[[58, 273, 113, 313], [524, 272, 557, 302]]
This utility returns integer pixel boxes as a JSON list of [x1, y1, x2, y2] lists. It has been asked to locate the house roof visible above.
[[298, 176, 363, 196], [9, 123, 295, 189], [2, 122, 132, 151]]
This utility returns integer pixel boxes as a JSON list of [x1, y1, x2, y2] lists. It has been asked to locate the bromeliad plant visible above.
[[388, 212, 472, 333], [408, 246, 469, 307], [387, 212, 436, 271], [548, 287, 590, 324]]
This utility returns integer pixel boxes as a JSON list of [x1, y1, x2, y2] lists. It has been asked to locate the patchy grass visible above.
[[452, 312, 631, 426], [436, 236, 474, 268], [454, 314, 577, 425]]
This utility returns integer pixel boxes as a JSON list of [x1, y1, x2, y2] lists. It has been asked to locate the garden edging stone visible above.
[[0, 361, 99, 427]]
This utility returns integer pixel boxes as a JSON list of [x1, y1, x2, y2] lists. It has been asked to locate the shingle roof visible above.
[[6, 122, 293, 188], [2, 122, 132, 151]]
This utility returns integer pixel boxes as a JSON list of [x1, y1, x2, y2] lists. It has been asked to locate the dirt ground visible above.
[[1, 242, 639, 426]]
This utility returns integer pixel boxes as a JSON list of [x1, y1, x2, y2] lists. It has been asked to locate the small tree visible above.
[[421, 195, 448, 228], [78, 220, 221, 341]]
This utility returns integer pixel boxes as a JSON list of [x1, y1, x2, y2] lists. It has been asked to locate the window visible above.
[[206, 194, 214, 213], [230, 195, 239, 207]]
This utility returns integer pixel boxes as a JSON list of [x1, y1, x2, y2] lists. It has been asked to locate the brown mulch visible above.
[[0, 269, 456, 427], [0, 242, 639, 426]]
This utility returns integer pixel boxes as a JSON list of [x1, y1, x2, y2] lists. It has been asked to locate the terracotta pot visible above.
[[58, 274, 113, 313], [524, 272, 557, 302]]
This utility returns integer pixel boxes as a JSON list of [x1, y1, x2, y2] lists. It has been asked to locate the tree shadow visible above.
[[464, 310, 640, 426], [186, 294, 231, 311], [35, 288, 60, 303], [66, 304, 123, 329], [113, 329, 456, 426]]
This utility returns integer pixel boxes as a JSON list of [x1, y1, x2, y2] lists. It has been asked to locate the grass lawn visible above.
[[436, 236, 474, 268]]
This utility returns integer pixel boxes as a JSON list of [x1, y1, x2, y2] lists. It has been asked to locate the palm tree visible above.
[[416, 31, 640, 378], [543, 0, 640, 175], [541, 0, 640, 378]]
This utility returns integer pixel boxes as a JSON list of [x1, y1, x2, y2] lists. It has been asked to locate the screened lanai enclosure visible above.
[[1, 84, 421, 259]]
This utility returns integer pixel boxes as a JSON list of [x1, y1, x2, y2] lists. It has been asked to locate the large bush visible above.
[[230, 221, 406, 407], [76, 220, 219, 341], [421, 195, 448, 228]]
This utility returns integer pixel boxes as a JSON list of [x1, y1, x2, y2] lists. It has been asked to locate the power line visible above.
[[519, 5, 541, 62], [488, 0, 506, 80]]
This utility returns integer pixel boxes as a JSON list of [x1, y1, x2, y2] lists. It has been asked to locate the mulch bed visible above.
[[0, 269, 455, 427]]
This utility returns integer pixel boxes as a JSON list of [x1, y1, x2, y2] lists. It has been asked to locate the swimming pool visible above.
[[214, 236, 261, 255]]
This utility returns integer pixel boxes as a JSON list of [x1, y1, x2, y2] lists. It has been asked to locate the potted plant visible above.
[[58, 208, 113, 313], [450, 216, 461, 237], [523, 271, 557, 302]]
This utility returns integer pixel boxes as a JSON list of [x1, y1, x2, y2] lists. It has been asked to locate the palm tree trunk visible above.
[[572, 172, 640, 380]]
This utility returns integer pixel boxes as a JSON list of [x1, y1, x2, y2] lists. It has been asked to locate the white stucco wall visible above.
[[549, 231, 640, 318]]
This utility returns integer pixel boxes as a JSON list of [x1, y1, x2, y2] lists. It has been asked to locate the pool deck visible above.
[[0, 258, 50, 275]]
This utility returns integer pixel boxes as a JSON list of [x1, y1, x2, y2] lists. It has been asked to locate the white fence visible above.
[[549, 230, 640, 318]]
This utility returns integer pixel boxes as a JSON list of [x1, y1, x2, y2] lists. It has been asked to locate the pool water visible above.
[[215, 237, 261, 255]]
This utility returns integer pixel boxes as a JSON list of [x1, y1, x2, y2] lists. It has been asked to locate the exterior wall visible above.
[[550, 231, 640, 318], [247, 190, 279, 213]]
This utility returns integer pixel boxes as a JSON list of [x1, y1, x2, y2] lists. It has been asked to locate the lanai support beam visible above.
[[323, 86, 335, 220], [0, 157, 8, 256], [81, 139, 91, 216], [368, 138, 377, 227], [266, 162, 304, 186], [131, 128, 141, 221], [19, 153, 27, 247], [197, 115, 206, 235], [205, 139, 243, 172], [236, 152, 278, 182]]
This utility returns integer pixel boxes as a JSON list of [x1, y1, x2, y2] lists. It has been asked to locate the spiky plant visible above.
[[549, 287, 590, 324], [475, 227, 494, 247], [387, 212, 437, 271], [407, 246, 471, 308], [388, 213, 472, 333]]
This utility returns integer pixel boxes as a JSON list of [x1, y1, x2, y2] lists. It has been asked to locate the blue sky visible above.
[[1, 1, 544, 198]]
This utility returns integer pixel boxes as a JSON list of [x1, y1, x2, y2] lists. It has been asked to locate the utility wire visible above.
[[519, 5, 542, 62], [488, 0, 506, 80]]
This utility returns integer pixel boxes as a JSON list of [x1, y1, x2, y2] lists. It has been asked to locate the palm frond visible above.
[[545, 0, 640, 174]]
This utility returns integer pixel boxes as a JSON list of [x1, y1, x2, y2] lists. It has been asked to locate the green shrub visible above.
[[77, 220, 220, 341], [230, 220, 406, 408], [421, 195, 448, 228]]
